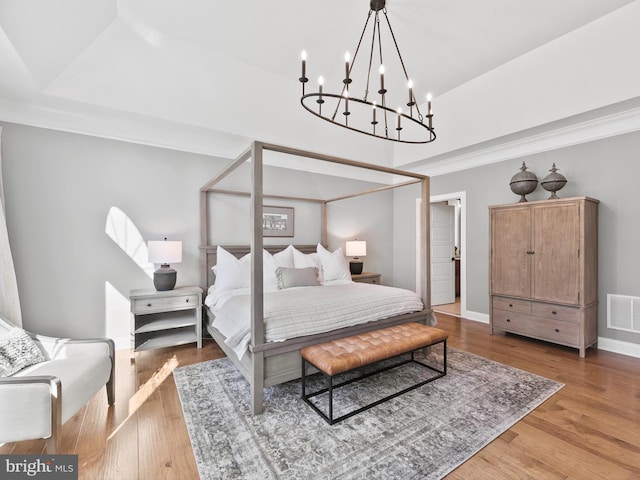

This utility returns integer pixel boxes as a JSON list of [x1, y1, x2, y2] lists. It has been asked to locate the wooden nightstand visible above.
[[130, 286, 202, 356], [351, 272, 381, 284]]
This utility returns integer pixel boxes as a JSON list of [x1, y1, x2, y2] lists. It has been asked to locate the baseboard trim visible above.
[[597, 337, 640, 359], [462, 310, 490, 324]]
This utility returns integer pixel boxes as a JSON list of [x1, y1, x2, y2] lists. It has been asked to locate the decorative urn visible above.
[[509, 162, 538, 202], [541, 163, 567, 199]]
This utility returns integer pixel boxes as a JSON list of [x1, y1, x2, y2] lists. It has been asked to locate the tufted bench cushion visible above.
[[300, 322, 448, 424], [301, 322, 448, 376]]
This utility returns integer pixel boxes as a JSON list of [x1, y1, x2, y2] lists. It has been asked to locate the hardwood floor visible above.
[[433, 296, 462, 317], [2, 315, 640, 479]]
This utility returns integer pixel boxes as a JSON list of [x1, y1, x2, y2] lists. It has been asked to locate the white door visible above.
[[430, 204, 455, 306]]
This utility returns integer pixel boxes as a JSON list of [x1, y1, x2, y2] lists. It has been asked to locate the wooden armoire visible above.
[[489, 196, 598, 357]]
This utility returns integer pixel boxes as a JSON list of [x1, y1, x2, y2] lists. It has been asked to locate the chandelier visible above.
[[299, 0, 436, 144]]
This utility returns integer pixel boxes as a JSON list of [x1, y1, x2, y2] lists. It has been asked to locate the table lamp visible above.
[[148, 238, 182, 291], [346, 240, 366, 275]]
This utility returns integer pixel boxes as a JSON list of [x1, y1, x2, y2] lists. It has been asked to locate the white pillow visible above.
[[273, 245, 295, 269], [263, 246, 295, 291], [214, 246, 296, 292], [214, 246, 250, 291], [316, 243, 351, 282], [0, 328, 46, 377]]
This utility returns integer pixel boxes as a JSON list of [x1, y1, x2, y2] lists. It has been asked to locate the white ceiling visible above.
[[0, 0, 639, 172]]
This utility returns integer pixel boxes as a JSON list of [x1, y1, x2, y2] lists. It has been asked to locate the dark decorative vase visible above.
[[349, 261, 363, 275], [153, 264, 177, 291], [541, 163, 567, 199], [509, 162, 538, 202]]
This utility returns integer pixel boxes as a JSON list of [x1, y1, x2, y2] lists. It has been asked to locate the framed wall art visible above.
[[262, 206, 294, 237]]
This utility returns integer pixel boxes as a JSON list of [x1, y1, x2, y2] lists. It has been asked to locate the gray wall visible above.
[[0, 123, 400, 346], [427, 130, 640, 345], [9, 120, 636, 348]]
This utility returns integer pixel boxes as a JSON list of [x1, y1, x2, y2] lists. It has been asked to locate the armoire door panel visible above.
[[532, 203, 580, 304], [491, 206, 531, 298]]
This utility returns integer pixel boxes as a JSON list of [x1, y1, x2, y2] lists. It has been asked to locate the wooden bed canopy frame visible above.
[[200, 141, 433, 415]]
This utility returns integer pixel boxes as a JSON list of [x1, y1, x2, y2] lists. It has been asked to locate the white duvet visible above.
[[205, 282, 424, 358]]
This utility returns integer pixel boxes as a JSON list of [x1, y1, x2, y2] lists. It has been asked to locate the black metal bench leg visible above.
[[328, 375, 333, 424], [443, 339, 447, 374], [301, 357, 306, 398]]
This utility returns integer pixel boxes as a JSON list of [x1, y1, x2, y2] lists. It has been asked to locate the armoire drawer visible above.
[[528, 317, 580, 347], [492, 310, 530, 332], [531, 302, 581, 323], [492, 310, 580, 347], [492, 296, 532, 314]]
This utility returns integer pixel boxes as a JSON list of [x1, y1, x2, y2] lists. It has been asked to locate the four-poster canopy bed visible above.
[[199, 141, 434, 415]]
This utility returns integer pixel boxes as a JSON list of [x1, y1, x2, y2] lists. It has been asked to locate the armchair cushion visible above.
[[0, 327, 45, 376], [14, 355, 112, 424]]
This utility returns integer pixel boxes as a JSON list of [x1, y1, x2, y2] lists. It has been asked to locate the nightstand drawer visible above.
[[132, 294, 199, 314], [352, 272, 381, 284], [356, 277, 379, 284]]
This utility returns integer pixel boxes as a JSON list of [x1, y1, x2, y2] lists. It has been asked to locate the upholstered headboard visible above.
[[200, 244, 317, 291]]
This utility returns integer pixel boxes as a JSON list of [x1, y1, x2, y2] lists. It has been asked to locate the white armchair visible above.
[[0, 317, 115, 453]]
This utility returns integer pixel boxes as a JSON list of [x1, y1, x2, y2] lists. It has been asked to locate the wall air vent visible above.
[[607, 294, 640, 333]]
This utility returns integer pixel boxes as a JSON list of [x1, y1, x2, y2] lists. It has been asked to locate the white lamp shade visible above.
[[345, 240, 367, 257], [148, 240, 182, 264]]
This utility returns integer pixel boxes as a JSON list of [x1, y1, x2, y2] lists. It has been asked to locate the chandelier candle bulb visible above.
[[344, 51, 351, 84], [317, 76, 324, 104], [408, 80, 414, 106], [396, 108, 402, 130], [372, 102, 377, 123], [300, 50, 307, 80], [427, 93, 433, 128], [379, 65, 386, 94]]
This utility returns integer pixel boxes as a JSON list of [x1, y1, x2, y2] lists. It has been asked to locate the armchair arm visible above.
[[30, 334, 113, 359], [0, 375, 62, 452], [30, 335, 116, 406]]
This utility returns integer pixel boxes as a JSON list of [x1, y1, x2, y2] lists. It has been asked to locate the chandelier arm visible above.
[[382, 9, 407, 81], [364, 10, 378, 102], [330, 9, 373, 123], [375, 13, 390, 137], [350, 9, 373, 71], [382, 9, 423, 119], [376, 12, 384, 76]]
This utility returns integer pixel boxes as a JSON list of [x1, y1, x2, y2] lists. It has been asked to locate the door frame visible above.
[[416, 191, 467, 318]]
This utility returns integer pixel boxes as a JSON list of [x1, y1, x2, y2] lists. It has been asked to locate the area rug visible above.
[[174, 348, 562, 480]]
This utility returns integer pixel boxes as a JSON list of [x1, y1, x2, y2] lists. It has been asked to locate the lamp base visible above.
[[349, 261, 363, 275], [154, 265, 177, 291]]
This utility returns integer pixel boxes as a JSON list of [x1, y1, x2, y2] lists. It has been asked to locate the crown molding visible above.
[[412, 105, 640, 177], [3, 96, 640, 181], [0, 96, 251, 159]]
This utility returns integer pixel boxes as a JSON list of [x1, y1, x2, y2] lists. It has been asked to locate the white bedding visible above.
[[205, 282, 424, 358]]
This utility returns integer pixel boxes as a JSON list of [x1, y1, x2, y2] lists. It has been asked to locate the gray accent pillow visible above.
[[0, 327, 46, 377], [276, 267, 320, 290]]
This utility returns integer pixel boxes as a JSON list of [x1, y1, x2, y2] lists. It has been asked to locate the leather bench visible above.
[[300, 322, 448, 424]]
